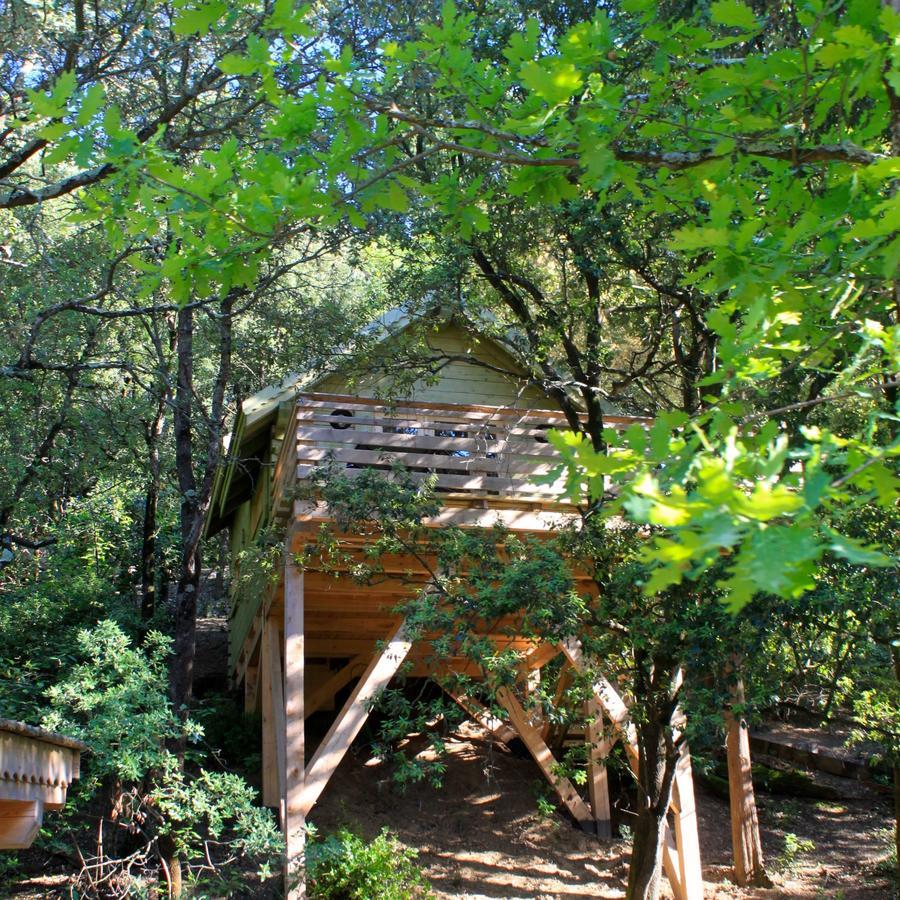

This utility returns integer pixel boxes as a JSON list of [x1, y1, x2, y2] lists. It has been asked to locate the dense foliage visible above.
[[1, 0, 897, 897]]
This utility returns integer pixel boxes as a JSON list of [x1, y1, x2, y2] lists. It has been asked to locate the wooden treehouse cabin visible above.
[[0, 719, 85, 849], [207, 312, 761, 899]]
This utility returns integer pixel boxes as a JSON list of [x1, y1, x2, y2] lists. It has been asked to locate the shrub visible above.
[[306, 828, 432, 899]]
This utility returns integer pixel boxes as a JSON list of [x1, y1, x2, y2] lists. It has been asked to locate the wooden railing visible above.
[[270, 394, 647, 520]]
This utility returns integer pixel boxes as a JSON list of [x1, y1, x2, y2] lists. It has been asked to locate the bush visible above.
[[42, 621, 282, 892], [306, 828, 432, 899]]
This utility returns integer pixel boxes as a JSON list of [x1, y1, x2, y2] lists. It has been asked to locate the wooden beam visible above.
[[260, 615, 278, 808], [585, 699, 613, 839], [671, 746, 703, 900], [559, 639, 637, 754], [496, 687, 593, 831], [306, 656, 365, 717], [441, 686, 518, 744], [297, 621, 413, 818], [520, 642, 560, 672], [0, 800, 43, 850], [244, 664, 260, 715], [284, 553, 306, 900], [265, 618, 287, 815], [726, 676, 765, 886]]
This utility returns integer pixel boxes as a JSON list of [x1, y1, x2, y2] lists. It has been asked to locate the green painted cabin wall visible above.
[[313, 324, 557, 409]]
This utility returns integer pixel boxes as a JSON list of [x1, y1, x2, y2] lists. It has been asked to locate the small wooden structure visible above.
[[0, 719, 85, 849], [209, 314, 757, 897]]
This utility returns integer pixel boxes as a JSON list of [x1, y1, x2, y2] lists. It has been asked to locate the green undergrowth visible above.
[[306, 827, 432, 899]]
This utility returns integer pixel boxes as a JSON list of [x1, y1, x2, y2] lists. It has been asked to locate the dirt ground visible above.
[[4, 719, 893, 898], [311, 721, 896, 900]]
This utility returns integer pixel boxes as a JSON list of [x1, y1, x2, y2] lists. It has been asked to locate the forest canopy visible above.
[[0, 0, 897, 897]]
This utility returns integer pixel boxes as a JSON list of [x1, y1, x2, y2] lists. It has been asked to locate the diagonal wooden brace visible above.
[[496, 686, 594, 831], [296, 620, 413, 818]]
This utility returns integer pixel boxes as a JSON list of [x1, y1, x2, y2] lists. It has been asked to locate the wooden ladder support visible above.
[[559, 639, 703, 900], [496, 686, 593, 831], [585, 698, 613, 839], [296, 621, 413, 818]]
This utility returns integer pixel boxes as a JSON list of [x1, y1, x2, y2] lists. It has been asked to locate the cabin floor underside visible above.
[[232, 527, 727, 900]]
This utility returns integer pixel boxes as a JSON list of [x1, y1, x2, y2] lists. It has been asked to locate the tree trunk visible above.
[[627, 806, 666, 900], [626, 719, 677, 900], [170, 304, 200, 720], [893, 645, 900, 888], [140, 394, 166, 626]]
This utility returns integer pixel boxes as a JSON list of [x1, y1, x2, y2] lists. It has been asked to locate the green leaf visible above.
[[76, 83, 106, 126], [219, 54, 261, 76], [710, 0, 759, 31], [520, 59, 583, 105], [43, 136, 79, 165], [51, 70, 78, 106], [173, 0, 226, 35], [826, 532, 892, 566], [386, 182, 409, 213]]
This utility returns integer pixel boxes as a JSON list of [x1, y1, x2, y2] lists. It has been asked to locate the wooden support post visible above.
[[726, 676, 765, 886], [260, 615, 278, 808], [306, 655, 365, 717], [496, 686, 593, 831], [284, 553, 305, 900], [671, 746, 704, 900], [265, 618, 287, 817], [585, 699, 613, 839], [297, 621, 413, 818], [244, 664, 260, 715]]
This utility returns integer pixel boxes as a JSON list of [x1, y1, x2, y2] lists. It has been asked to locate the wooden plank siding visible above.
[[312, 323, 562, 410]]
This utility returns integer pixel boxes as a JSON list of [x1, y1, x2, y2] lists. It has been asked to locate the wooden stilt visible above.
[[671, 745, 703, 900], [265, 619, 287, 820], [284, 553, 305, 900], [726, 676, 765, 886], [496, 686, 593, 831], [244, 664, 260, 715], [585, 699, 613, 839], [306, 655, 365, 717], [260, 616, 278, 808], [297, 621, 413, 818]]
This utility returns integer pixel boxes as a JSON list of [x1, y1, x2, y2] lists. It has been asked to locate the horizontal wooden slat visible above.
[[295, 428, 560, 457], [296, 464, 563, 496], [298, 393, 651, 428], [295, 411, 566, 439], [295, 447, 561, 476]]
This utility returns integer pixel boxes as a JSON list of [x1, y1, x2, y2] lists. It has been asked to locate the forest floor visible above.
[[311, 720, 895, 900], [4, 718, 893, 898]]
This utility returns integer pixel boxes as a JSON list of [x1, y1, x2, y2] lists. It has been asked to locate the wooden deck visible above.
[[229, 394, 646, 675], [274, 393, 648, 529]]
